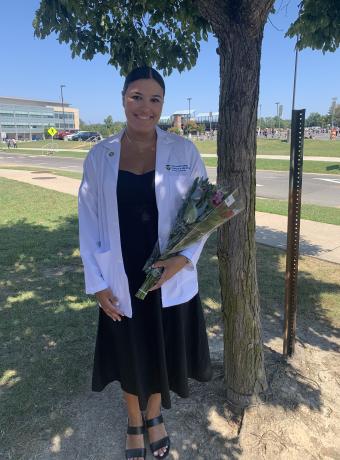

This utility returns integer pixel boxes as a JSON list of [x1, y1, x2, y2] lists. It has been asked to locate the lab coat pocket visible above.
[[94, 250, 119, 298], [94, 250, 127, 308], [94, 249, 115, 291]]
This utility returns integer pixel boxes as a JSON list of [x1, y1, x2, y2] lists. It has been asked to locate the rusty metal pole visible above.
[[283, 109, 305, 357]]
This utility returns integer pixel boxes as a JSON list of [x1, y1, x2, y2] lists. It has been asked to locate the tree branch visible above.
[[196, 0, 275, 36]]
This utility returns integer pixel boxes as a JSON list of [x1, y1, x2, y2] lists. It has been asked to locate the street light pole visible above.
[[187, 97, 192, 123], [292, 45, 299, 112], [187, 97, 192, 137], [60, 84, 66, 130], [331, 97, 337, 128], [275, 102, 280, 128]]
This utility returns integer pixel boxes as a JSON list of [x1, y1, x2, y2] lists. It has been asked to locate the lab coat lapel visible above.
[[155, 127, 174, 252], [104, 133, 122, 176]]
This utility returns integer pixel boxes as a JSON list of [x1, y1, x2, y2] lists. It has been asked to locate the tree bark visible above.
[[217, 26, 267, 409], [197, 0, 274, 410]]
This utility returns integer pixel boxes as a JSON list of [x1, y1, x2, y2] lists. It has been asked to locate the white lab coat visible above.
[[78, 126, 208, 318]]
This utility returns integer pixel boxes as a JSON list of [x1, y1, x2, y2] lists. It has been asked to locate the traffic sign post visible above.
[[46, 126, 58, 155], [47, 127, 57, 155], [48, 127, 57, 138]]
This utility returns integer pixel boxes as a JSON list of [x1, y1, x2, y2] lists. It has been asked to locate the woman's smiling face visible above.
[[123, 78, 164, 134]]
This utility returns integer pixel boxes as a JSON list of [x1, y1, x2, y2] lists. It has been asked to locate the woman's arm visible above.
[[78, 152, 109, 294], [79, 153, 124, 320]]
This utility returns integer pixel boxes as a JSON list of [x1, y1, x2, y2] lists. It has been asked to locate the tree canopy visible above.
[[286, 0, 340, 52], [33, 0, 210, 75], [34, 1, 340, 76]]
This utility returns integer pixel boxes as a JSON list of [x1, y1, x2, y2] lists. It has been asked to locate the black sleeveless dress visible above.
[[92, 169, 212, 410]]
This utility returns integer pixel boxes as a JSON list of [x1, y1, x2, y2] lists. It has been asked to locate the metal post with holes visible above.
[[283, 108, 305, 357]]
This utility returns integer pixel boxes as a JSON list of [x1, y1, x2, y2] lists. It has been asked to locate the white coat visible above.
[[78, 126, 208, 318]]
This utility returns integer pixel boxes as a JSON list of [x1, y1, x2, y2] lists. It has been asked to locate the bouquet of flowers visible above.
[[135, 177, 244, 300]]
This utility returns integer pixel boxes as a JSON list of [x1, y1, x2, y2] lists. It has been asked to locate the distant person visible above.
[[6, 138, 11, 149], [12, 138, 17, 148]]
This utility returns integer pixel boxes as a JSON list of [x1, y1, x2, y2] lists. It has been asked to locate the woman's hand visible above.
[[149, 255, 189, 291], [95, 288, 124, 322]]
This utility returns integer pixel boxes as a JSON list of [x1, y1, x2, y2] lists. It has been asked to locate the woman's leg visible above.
[[123, 391, 145, 460], [145, 393, 169, 457]]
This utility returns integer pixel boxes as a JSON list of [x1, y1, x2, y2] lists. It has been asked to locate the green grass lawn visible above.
[[15, 139, 91, 150], [5, 138, 340, 159], [256, 158, 340, 174], [257, 138, 340, 157], [193, 138, 340, 157], [0, 165, 338, 224], [256, 198, 340, 226], [1, 178, 340, 458], [203, 157, 340, 174], [4, 149, 340, 175], [0, 178, 94, 456]]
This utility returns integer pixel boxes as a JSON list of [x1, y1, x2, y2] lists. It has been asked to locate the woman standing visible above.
[[79, 67, 212, 459]]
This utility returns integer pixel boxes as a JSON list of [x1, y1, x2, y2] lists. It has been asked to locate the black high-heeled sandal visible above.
[[125, 420, 146, 459], [145, 414, 170, 458]]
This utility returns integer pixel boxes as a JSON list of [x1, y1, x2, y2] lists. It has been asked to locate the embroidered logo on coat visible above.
[[165, 164, 190, 173]]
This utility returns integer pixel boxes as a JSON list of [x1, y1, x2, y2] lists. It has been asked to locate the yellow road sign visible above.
[[48, 127, 57, 137]]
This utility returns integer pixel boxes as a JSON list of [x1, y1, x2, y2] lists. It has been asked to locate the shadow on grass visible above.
[[1, 213, 339, 459], [326, 164, 340, 171], [198, 230, 340, 425], [0, 215, 244, 459], [0, 217, 98, 458], [200, 231, 340, 352], [256, 225, 329, 257]]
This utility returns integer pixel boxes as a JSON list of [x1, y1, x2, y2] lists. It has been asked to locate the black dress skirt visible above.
[[92, 169, 212, 410]]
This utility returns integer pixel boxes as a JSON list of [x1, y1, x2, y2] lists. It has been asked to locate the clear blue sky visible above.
[[1, 0, 339, 123]]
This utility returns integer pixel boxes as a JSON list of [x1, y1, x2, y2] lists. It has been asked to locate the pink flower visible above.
[[212, 190, 224, 207]]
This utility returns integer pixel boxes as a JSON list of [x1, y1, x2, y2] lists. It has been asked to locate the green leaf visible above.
[[33, 0, 211, 74]]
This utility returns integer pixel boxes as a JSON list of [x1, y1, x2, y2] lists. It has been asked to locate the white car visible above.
[[65, 132, 80, 140]]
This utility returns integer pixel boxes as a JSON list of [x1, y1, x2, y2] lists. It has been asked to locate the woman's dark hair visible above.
[[122, 66, 165, 96]]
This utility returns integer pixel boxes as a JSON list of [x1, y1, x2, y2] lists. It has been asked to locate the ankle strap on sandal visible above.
[[127, 424, 145, 435], [145, 414, 164, 428]]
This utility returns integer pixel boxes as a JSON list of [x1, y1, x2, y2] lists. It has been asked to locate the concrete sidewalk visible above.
[[1, 168, 339, 264], [201, 153, 340, 162]]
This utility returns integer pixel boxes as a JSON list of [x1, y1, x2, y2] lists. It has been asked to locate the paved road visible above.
[[1, 151, 340, 207], [255, 170, 340, 208], [0, 151, 83, 172]]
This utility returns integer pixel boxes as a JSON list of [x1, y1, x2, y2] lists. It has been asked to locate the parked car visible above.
[[65, 132, 78, 140], [56, 129, 79, 140], [70, 131, 102, 141]]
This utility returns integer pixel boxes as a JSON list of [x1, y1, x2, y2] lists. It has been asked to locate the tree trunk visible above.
[[197, 0, 274, 410], [217, 26, 267, 409]]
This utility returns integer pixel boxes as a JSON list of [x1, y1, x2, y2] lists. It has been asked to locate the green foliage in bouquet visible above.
[[136, 177, 244, 300]]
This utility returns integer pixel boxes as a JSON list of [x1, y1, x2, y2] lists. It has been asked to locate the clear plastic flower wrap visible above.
[[135, 177, 245, 300]]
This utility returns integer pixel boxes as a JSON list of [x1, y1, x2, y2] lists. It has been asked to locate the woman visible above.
[[78, 66, 212, 460]]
